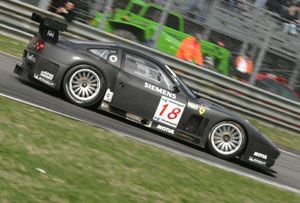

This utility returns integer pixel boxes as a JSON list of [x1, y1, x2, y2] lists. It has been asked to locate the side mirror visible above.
[[173, 85, 180, 93], [156, 73, 161, 81]]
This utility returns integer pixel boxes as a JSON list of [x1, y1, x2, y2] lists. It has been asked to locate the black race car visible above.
[[14, 13, 280, 170]]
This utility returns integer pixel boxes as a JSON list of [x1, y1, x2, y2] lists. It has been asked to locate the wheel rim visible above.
[[68, 69, 101, 102], [211, 123, 243, 155]]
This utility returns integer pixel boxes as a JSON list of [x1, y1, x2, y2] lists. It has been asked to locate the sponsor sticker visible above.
[[187, 102, 199, 110], [253, 152, 267, 160], [40, 71, 54, 81], [156, 124, 175, 134], [33, 74, 55, 87], [47, 30, 55, 38], [109, 55, 118, 63], [248, 156, 266, 166], [26, 52, 36, 63], [153, 96, 185, 128], [199, 104, 206, 115], [103, 89, 114, 102], [144, 82, 176, 99]]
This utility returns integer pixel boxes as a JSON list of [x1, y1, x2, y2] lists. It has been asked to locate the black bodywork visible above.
[[14, 13, 280, 171]]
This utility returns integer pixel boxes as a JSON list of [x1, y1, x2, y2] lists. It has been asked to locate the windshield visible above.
[[164, 65, 198, 99]]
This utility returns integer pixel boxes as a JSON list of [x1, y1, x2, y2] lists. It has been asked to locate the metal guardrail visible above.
[[0, 0, 299, 133], [15, 0, 300, 92]]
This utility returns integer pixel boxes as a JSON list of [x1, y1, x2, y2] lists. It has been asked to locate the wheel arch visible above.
[[204, 119, 250, 155], [59, 61, 109, 91], [110, 22, 146, 42], [61, 62, 111, 107]]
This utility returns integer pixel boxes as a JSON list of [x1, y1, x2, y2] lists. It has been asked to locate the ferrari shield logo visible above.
[[199, 104, 206, 115]]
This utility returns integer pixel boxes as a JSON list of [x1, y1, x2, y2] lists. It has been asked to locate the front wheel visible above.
[[63, 65, 105, 107], [207, 121, 246, 159]]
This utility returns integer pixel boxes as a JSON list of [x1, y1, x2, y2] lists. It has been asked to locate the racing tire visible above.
[[113, 29, 138, 41], [207, 121, 246, 159], [63, 65, 106, 107]]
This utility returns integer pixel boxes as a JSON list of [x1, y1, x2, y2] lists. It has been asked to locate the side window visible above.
[[89, 49, 117, 61], [143, 7, 162, 23], [184, 19, 205, 35], [130, 4, 142, 14], [123, 53, 174, 90], [165, 14, 180, 30]]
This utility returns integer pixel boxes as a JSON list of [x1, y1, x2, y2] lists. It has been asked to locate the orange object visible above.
[[176, 36, 203, 65], [235, 55, 253, 74]]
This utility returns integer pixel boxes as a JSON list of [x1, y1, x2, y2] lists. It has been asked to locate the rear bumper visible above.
[[14, 64, 31, 82], [15, 48, 61, 89], [14, 64, 22, 75]]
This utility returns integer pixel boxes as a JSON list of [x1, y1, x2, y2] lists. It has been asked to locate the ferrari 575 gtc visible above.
[[14, 13, 280, 171]]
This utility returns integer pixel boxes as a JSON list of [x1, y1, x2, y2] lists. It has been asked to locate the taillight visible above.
[[35, 40, 45, 51]]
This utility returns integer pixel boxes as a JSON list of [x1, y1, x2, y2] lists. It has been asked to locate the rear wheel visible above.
[[207, 121, 246, 159], [113, 29, 138, 41], [63, 65, 105, 107]]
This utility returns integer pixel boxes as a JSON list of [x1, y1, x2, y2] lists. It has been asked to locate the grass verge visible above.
[[1, 34, 299, 152], [0, 96, 300, 202], [0, 35, 26, 57]]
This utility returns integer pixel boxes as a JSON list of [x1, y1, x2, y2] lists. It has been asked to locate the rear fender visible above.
[[56, 58, 116, 92]]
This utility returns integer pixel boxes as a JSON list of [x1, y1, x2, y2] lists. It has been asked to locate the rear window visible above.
[[130, 4, 142, 14], [165, 14, 180, 30], [89, 49, 117, 61], [143, 6, 162, 23]]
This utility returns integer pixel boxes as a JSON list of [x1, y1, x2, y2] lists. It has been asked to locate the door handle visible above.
[[119, 82, 125, 87]]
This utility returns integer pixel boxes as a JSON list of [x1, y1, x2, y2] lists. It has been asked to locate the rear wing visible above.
[[31, 12, 68, 42]]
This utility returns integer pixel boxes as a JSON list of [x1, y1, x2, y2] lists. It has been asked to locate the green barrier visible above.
[[90, 0, 231, 75]]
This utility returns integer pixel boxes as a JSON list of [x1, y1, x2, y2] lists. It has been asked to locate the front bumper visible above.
[[241, 140, 280, 170]]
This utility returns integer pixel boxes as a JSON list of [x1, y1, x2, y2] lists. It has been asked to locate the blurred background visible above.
[[18, 0, 300, 102]]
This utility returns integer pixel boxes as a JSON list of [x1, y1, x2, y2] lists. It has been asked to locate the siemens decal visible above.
[[144, 82, 176, 99]]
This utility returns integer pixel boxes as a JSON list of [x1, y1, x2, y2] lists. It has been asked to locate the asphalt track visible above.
[[0, 53, 300, 194]]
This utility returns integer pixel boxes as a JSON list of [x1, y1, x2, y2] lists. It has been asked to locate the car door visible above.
[[111, 51, 186, 128]]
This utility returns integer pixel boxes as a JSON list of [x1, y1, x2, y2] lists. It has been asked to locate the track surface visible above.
[[1, 53, 300, 193]]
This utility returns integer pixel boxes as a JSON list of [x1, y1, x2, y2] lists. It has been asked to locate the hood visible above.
[[198, 98, 238, 116], [196, 97, 251, 125]]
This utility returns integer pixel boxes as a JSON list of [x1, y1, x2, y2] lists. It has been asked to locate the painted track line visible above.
[[1, 92, 300, 195], [279, 149, 300, 159], [0, 51, 21, 61]]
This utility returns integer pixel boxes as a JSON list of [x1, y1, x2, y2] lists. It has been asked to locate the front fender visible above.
[[241, 127, 280, 168]]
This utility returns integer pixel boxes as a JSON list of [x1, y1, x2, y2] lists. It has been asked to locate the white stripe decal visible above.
[[0, 92, 299, 195], [279, 149, 300, 158], [0, 51, 21, 61]]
